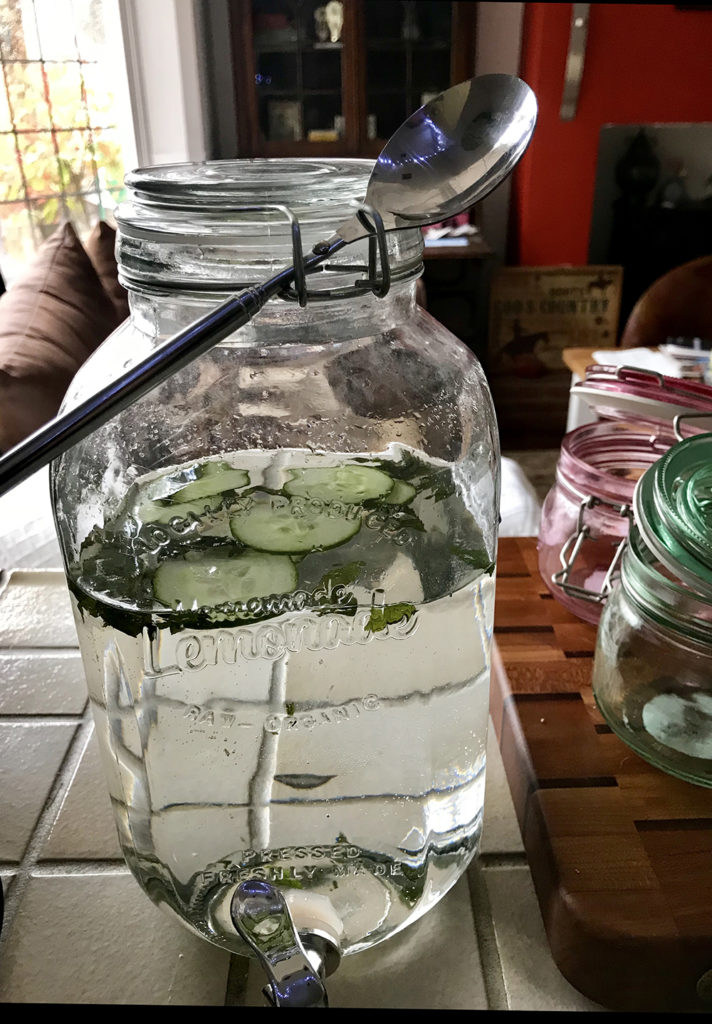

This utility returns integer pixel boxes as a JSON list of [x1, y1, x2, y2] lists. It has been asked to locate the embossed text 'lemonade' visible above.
[[68, 446, 495, 955]]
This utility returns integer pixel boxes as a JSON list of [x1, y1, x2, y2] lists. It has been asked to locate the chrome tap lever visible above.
[[230, 879, 338, 1007]]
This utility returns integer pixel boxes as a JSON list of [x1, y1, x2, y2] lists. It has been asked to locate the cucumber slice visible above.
[[165, 461, 250, 503], [382, 480, 417, 505], [153, 549, 297, 609], [284, 465, 393, 504], [230, 499, 360, 553]]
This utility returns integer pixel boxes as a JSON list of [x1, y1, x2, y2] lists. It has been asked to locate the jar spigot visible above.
[[230, 880, 341, 1007]]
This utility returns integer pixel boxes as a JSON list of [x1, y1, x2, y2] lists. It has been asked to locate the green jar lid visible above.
[[633, 433, 712, 594]]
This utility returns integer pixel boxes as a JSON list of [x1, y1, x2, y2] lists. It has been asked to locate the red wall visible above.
[[511, 3, 712, 266]]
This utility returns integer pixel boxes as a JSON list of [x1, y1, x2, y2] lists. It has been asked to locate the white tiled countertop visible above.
[[0, 567, 604, 1009]]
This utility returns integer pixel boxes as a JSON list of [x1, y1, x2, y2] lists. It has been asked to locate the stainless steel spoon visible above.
[[335, 74, 537, 244], [0, 74, 536, 497]]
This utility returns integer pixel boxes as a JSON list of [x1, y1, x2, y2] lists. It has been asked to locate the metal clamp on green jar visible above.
[[592, 433, 712, 786]]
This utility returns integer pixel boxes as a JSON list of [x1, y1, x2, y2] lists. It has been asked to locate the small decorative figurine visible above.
[[325, 0, 343, 43], [314, 6, 329, 43]]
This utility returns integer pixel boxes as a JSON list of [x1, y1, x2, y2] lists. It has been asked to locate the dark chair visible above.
[[620, 254, 712, 350]]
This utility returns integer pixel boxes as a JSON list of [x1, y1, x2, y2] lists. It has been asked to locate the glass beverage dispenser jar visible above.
[[50, 161, 500, 989]]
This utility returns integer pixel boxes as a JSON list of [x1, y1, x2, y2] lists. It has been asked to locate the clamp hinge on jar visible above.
[[280, 201, 393, 306], [673, 411, 712, 442], [552, 495, 633, 604]]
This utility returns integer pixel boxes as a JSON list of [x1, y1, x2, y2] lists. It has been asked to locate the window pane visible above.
[[71, 0, 109, 61], [33, 0, 79, 60], [39, 192, 92, 238], [412, 48, 449, 97], [4, 61, 52, 130], [0, 0, 38, 60], [415, 2, 451, 46], [302, 48, 340, 91], [255, 51, 298, 91], [363, 3, 403, 39], [54, 127, 96, 192], [0, 0, 135, 284], [46, 60, 89, 128], [81, 59, 117, 125], [366, 49, 406, 91], [260, 96, 303, 142], [16, 130, 62, 196], [92, 125, 125, 195], [0, 133, 23, 199], [28, 192, 67, 237], [0, 77, 13, 132], [0, 201, 37, 277], [101, 187, 121, 225], [303, 95, 340, 136]]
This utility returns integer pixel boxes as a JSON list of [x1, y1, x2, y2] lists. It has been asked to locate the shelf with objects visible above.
[[228, 1, 488, 357], [228, 0, 477, 157]]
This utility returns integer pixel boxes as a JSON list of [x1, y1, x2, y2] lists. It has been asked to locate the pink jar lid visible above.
[[572, 365, 712, 431]]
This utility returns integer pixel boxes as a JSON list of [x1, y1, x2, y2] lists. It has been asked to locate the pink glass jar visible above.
[[537, 366, 712, 625]]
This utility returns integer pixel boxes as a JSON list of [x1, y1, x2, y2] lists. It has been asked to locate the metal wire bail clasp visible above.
[[280, 199, 393, 306], [353, 202, 392, 298], [552, 495, 633, 604], [673, 412, 712, 442]]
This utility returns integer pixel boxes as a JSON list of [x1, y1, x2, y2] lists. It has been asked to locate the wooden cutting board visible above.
[[491, 537, 712, 1013]]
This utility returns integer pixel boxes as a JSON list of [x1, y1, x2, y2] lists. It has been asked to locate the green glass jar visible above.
[[592, 434, 712, 786]]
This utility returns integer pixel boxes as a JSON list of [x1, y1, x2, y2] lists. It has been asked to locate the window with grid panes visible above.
[[0, 0, 135, 285]]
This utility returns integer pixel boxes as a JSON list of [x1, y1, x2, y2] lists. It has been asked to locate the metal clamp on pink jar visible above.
[[537, 365, 712, 625]]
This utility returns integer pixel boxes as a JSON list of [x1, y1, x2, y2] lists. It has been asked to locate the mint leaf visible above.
[[315, 561, 364, 592], [451, 545, 495, 576], [358, 451, 456, 503], [366, 602, 416, 634]]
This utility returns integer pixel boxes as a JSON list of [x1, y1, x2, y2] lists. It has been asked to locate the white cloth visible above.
[[592, 346, 684, 378], [499, 456, 542, 538], [0, 467, 63, 569]]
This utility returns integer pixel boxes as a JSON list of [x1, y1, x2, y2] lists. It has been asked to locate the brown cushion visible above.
[[84, 220, 130, 322], [0, 221, 121, 452]]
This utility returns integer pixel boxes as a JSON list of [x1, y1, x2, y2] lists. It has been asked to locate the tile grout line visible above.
[[0, 704, 94, 952], [0, 646, 85, 654], [0, 715, 85, 724], [466, 862, 510, 1011], [30, 861, 129, 875]]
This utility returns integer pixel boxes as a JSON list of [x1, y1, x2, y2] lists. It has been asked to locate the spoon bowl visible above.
[[337, 74, 537, 243]]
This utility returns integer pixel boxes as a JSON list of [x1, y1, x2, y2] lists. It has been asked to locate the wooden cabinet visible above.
[[229, 1, 477, 158]]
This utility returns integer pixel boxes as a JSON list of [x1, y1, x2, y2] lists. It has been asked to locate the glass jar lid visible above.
[[572, 365, 712, 431], [115, 158, 423, 293], [634, 432, 712, 594]]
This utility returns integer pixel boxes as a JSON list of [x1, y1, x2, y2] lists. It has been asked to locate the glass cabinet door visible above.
[[251, 0, 345, 145], [363, 1, 452, 143], [226, 0, 473, 156]]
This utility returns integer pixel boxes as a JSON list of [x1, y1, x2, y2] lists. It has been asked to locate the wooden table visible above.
[[561, 346, 604, 380], [492, 537, 712, 1013]]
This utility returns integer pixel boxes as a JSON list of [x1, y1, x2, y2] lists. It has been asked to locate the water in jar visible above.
[[67, 443, 495, 955]]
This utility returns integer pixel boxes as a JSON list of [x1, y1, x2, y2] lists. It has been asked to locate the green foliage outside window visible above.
[[0, 0, 129, 279]]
